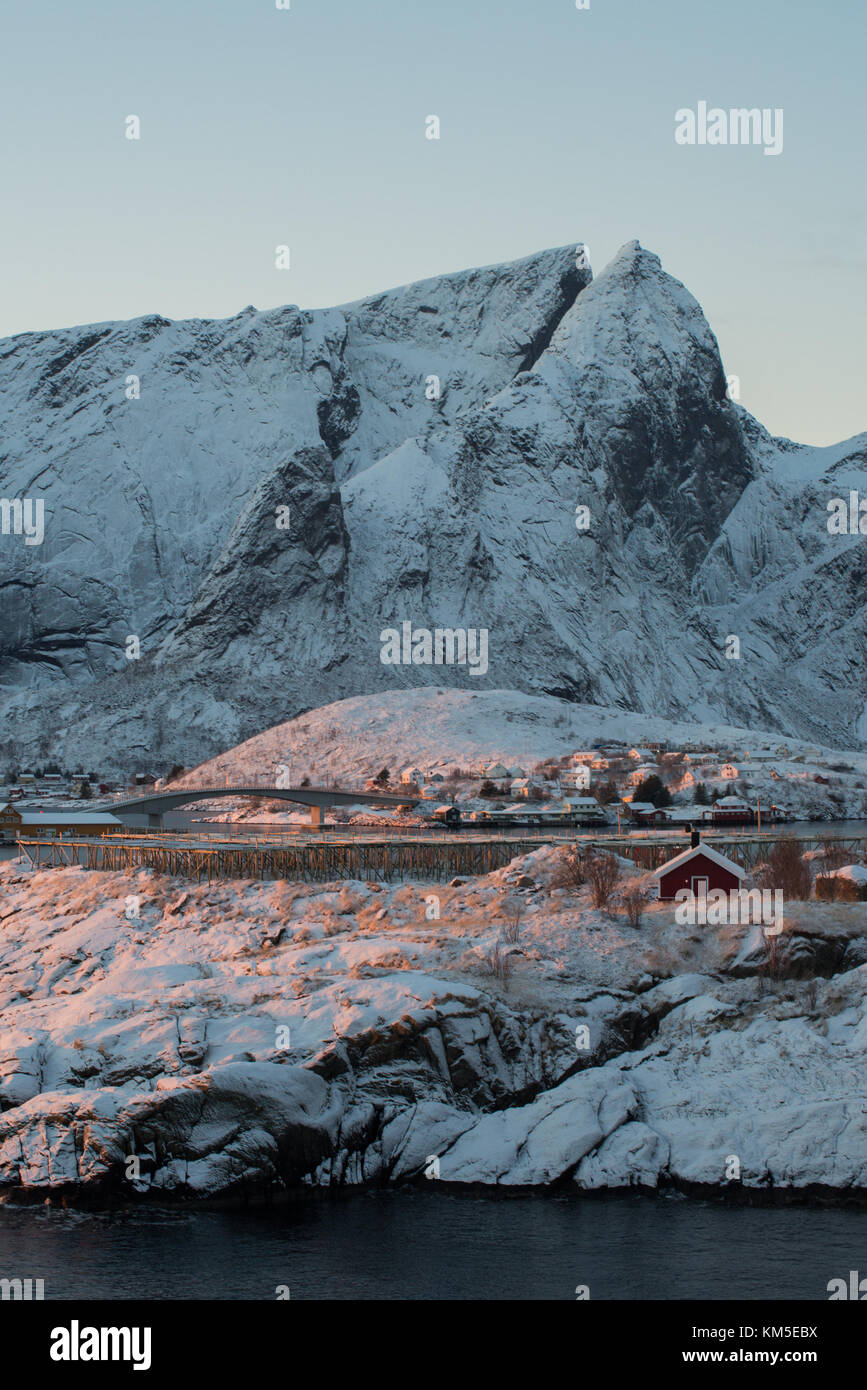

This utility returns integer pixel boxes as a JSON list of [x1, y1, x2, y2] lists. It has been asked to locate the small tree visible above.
[[634, 774, 672, 808], [755, 839, 811, 900], [78, 779, 92, 800], [694, 782, 709, 805], [550, 846, 588, 891], [374, 767, 390, 788], [502, 898, 524, 943], [479, 779, 498, 799], [595, 778, 620, 806], [586, 851, 621, 909], [300, 775, 311, 788], [619, 880, 651, 928]]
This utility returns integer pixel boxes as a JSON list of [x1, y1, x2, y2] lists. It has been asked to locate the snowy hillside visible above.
[[176, 688, 867, 823], [175, 687, 862, 785], [1, 241, 864, 770]]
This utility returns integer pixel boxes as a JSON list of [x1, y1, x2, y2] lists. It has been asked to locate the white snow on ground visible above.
[[1, 843, 866, 1197]]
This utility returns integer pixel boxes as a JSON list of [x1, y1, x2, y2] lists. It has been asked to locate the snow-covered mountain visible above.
[[1, 241, 864, 771]]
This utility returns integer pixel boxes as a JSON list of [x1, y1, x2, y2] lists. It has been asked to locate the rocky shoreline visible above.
[[2, 848, 866, 1207]]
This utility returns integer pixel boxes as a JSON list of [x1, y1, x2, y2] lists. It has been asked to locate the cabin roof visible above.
[[653, 843, 746, 880]]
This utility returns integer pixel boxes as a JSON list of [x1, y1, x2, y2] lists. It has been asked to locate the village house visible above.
[[628, 763, 659, 786], [572, 751, 597, 765], [720, 763, 739, 780], [654, 841, 746, 902], [507, 765, 527, 779], [711, 795, 754, 824], [590, 756, 609, 770], [562, 795, 608, 823], [400, 767, 424, 785], [483, 763, 509, 780], [510, 778, 533, 798]]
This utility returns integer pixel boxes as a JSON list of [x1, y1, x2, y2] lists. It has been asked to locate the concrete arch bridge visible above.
[[102, 784, 412, 828]]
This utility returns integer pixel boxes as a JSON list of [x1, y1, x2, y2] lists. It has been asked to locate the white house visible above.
[[510, 778, 532, 798], [720, 763, 739, 780], [507, 765, 527, 779], [400, 767, 423, 785], [563, 796, 608, 823], [484, 763, 509, 780]]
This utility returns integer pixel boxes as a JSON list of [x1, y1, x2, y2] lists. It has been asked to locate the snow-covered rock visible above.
[[1, 241, 864, 770], [2, 857, 867, 1201]]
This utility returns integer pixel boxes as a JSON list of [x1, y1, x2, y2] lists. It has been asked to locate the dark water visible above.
[[0, 1193, 864, 1300]]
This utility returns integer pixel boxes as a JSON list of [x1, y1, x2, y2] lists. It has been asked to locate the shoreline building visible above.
[[0, 804, 123, 844]]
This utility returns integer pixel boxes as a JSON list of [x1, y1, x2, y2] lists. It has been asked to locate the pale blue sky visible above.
[[1, 0, 863, 445]]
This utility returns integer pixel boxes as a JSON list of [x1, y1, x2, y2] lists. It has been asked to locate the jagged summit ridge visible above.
[[0, 240, 864, 768]]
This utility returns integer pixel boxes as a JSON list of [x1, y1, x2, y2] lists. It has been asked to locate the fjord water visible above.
[[0, 1194, 863, 1300]]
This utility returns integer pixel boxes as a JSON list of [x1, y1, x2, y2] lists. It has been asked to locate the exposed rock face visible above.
[[0, 241, 864, 768]]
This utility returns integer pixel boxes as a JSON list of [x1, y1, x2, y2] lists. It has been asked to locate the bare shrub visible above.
[[756, 923, 785, 989], [586, 851, 621, 909], [755, 840, 812, 900], [501, 898, 523, 943], [479, 942, 514, 990], [619, 880, 651, 928], [819, 842, 847, 873], [550, 846, 588, 891]]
